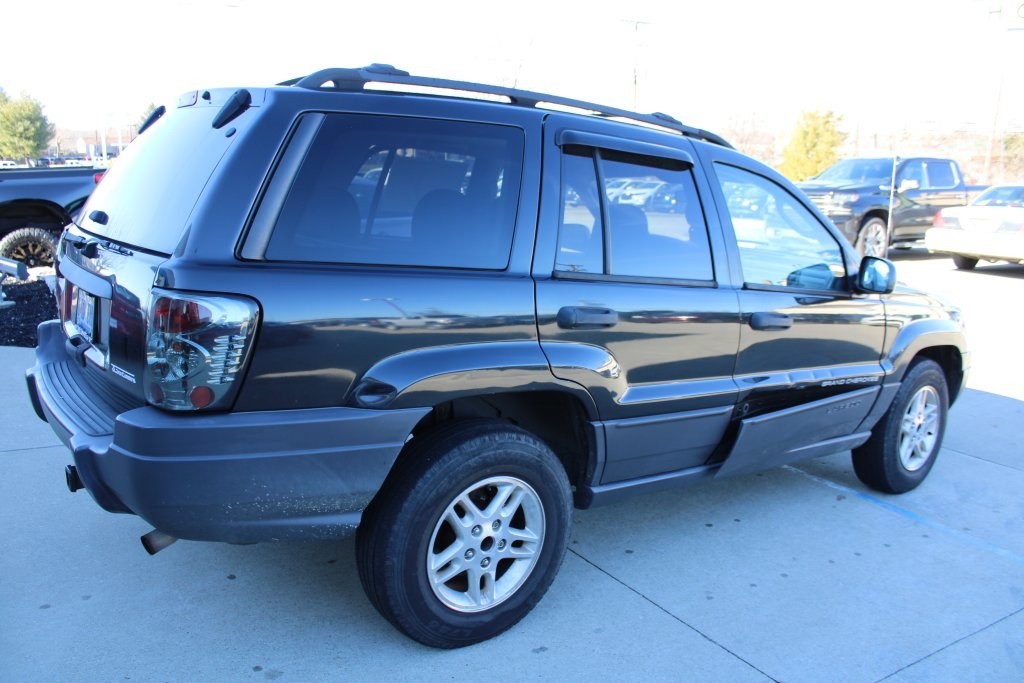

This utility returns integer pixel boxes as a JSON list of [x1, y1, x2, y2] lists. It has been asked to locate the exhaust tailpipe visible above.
[[65, 465, 84, 492], [141, 529, 178, 555]]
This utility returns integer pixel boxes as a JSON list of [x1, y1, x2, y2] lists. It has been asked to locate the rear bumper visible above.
[[26, 320, 429, 543]]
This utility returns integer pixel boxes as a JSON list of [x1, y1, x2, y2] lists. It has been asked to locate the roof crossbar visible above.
[[277, 64, 733, 149]]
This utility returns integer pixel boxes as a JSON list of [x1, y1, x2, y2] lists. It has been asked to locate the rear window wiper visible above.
[[65, 231, 133, 258]]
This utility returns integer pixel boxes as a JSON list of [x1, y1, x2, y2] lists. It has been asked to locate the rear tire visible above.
[[356, 419, 572, 648], [0, 227, 57, 267], [952, 254, 978, 271], [852, 359, 948, 494]]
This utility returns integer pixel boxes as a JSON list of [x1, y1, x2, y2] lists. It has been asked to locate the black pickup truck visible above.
[[0, 166, 105, 266], [798, 157, 983, 257]]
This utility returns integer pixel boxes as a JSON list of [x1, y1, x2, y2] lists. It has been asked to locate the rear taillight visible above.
[[932, 212, 945, 227], [93, 171, 105, 184], [144, 288, 259, 411]]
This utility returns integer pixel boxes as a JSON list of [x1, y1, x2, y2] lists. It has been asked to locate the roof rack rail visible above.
[[277, 64, 733, 149]]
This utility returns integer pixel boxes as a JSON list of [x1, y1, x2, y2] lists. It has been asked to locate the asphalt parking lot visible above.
[[2, 250, 1022, 682]]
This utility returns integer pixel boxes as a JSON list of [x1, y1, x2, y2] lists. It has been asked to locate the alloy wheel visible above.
[[427, 476, 545, 612]]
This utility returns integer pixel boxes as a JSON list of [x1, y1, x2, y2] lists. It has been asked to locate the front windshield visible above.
[[816, 158, 894, 184]]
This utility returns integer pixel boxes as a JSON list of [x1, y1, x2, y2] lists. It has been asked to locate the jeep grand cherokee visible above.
[[26, 64, 968, 648]]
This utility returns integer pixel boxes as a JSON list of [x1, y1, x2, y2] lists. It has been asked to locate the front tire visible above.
[[855, 218, 889, 258], [852, 359, 949, 493], [356, 420, 572, 648]]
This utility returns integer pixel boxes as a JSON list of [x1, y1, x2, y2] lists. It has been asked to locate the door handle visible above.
[[749, 312, 792, 331], [557, 306, 618, 329]]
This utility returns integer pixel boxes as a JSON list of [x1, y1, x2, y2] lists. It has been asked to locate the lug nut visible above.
[[491, 520, 501, 530], [472, 525, 482, 537], [481, 557, 491, 568], [465, 549, 475, 560], [497, 539, 506, 551]]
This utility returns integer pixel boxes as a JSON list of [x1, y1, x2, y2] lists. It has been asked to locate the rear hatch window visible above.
[[79, 90, 252, 254]]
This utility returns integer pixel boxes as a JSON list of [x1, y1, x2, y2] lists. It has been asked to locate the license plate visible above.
[[74, 289, 96, 340]]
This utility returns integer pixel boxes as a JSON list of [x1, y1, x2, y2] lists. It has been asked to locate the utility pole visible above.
[[984, 1, 1024, 183], [622, 19, 651, 110]]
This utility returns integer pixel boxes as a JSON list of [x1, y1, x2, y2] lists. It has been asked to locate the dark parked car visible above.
[[798, 157, 984, 257], [26, 65, 968, 649]]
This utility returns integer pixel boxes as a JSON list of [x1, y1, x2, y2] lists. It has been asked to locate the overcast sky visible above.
[[4, 0, 1022, 139]]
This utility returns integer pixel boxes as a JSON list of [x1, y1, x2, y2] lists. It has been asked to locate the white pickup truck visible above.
[[0, 166, 105, 266]]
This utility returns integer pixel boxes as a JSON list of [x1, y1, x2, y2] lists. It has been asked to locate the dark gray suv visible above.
[[26, 65, 968, 648]]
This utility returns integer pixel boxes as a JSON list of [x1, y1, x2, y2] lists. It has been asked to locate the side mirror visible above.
[[856, 256, 896, 294], [787, 262, 838, 290], [898, 178, 920, 192]]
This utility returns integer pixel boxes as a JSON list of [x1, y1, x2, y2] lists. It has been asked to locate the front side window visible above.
[[266, 115, 524, 269], [715, 164, 846, 292], [898, 160, 926, 189], [556, 146, 713, 281]]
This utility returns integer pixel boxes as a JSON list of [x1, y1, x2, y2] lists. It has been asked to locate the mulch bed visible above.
[[1, 277, 57, 347]]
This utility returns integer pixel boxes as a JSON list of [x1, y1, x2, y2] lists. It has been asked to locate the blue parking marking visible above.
[[784, 465, 1024, 566]]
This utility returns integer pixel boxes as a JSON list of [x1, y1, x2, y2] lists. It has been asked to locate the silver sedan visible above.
[[926, 184, 1024, 270]]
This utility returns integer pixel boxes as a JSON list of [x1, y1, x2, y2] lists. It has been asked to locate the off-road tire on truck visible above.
[[0, 227, 57, 267], [851, 359, 949, 494], [356, 419, 572, 649]]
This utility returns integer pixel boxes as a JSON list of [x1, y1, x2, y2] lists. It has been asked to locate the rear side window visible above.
[[266, 115, 524, 269], [925, 160, 958, 189], [556, 146, 713, 281]]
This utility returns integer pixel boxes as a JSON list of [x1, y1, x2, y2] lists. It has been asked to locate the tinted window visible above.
[[715, 164, 846, 291], [925, 161, 957, 189], [266, 115, 524, 269], [80, 105, 239, 254], [898, 160, 925, 188], [558, 153, 603, 274], [556, 147, 713, 281]]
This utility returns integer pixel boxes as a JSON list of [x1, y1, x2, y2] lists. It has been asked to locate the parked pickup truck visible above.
[[798, 157, 984, 257], [0, 166, 105, 266]]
